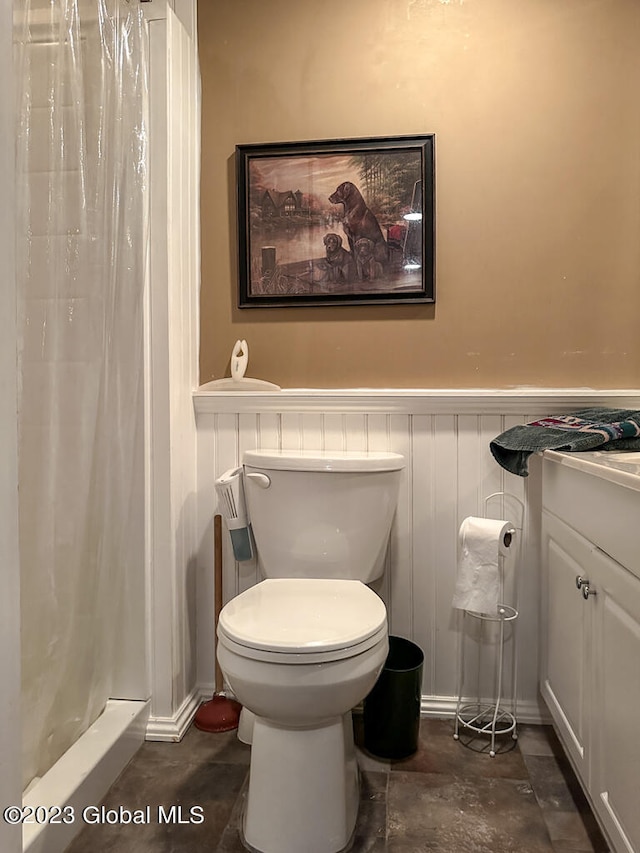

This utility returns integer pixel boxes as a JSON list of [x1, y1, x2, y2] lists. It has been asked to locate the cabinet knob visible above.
[[575, 575, 590, 589], [582, 584, 597, 600]]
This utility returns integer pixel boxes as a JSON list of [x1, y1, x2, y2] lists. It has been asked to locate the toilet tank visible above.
[[243, 450, 404, 582]]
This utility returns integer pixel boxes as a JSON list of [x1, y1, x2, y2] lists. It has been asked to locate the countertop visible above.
[[543, 449, 640, 493]]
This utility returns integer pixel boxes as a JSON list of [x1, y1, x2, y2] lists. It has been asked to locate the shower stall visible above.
[[3, 2, 201, 851], [15, 0, 149, 794]]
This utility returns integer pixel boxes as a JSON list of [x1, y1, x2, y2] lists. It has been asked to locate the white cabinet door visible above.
[[591, 546, 640, 853], [541, 511, 594, 781]]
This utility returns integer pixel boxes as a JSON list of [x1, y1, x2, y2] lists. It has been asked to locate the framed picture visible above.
[[236, 134, 435, 308]]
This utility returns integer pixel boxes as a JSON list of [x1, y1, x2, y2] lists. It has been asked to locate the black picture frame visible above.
[[236, 134, 435, 308]]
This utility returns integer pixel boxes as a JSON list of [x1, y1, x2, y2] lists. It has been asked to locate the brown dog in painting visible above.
[[328, 182, 388, 267], [323, 233, 355, 283], [354, 238, 384, 281]]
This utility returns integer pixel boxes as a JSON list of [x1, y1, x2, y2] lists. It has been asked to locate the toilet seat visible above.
[[218, 578, 387, 664], [218, 623, 388, 664]]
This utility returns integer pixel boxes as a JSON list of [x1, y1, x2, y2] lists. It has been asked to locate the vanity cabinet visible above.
[[541, 453, 640, 853]]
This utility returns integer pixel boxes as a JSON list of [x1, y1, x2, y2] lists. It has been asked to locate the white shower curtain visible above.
[[14, 0, 148, 789]]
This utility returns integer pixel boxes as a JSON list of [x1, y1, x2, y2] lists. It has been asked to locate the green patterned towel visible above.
[[490, 408, 640, 476]]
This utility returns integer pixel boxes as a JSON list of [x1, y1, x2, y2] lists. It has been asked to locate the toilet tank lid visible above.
[[243, 449, 405, 472]]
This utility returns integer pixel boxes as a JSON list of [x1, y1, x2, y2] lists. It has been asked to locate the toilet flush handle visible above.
[[245, 472, 271, 489]]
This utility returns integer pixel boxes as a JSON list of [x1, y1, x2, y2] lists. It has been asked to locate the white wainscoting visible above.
[[193, 389, 640, 723]]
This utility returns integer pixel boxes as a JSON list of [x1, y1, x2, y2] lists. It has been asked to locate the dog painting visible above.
[[236, 135, 434, 306], [328, 182, 389, 268]]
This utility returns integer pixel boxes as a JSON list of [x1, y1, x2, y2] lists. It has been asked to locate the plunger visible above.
[[194, 514, 242, 732]]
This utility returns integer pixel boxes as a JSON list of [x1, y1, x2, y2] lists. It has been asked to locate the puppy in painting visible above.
[[354, 237, 384, 281], [323, 232, 355, 283]]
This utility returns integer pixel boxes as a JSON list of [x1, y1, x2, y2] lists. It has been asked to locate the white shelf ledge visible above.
[[193, 388, 640, 417]]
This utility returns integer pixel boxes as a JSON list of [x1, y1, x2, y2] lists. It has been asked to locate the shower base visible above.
[[22, 699, 148, 853]]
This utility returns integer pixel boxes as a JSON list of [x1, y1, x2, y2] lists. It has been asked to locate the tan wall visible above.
[[198, 0, 640, 389]]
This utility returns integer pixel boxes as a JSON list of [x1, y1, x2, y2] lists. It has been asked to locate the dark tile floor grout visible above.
[[64, 717, 609, 853]]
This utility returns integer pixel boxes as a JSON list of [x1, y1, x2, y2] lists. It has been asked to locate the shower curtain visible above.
[[14, 0, 148, 789]]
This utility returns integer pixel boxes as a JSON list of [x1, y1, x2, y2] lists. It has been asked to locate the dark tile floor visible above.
[[65, 716, 609, 853]]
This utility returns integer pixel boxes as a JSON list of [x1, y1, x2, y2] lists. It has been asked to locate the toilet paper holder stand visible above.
[[453, 491, 524, 757]]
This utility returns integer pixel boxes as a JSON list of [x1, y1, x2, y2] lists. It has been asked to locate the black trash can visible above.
[[363, 635, 424, 759]]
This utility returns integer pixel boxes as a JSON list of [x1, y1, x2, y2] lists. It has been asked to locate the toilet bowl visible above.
[[217, 578, 388, 853]]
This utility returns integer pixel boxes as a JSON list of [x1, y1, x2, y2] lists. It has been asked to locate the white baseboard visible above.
[[192, 689, 552, 727], [23, 699, 149, 853], [420, 695, 552, 725], [355, 694, 551, 726], [145, 685, 209, 742], [149, 685, 552, 747]]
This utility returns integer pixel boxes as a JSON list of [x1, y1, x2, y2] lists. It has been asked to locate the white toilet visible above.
[[216, 449, 404, 853]]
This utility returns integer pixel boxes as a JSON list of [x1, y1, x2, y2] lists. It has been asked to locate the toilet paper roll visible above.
[[452, 517, 514, 616]]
